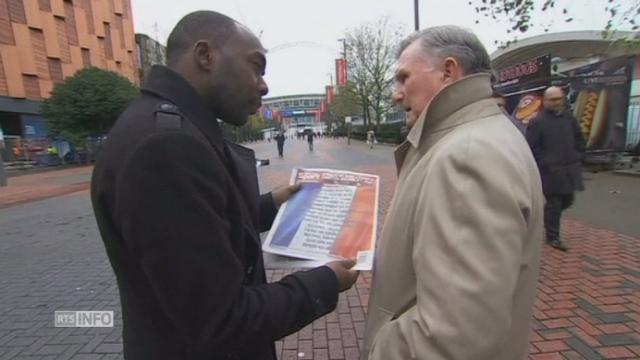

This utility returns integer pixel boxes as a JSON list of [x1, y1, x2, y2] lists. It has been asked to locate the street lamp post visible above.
[[414, 0, 420, 31], [0, 129, 6, 187], [0, 150, 6, 187]]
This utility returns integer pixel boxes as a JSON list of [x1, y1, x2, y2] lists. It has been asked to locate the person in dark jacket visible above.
[[274, 131, 285, 157], [91, 11, 358, 360], [306, 132, 314, 151], [526, 86, 585, 251]]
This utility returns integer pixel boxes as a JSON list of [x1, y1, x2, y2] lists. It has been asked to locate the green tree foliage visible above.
[[42, 67, 138, 148], [220, 114, 269, 143]]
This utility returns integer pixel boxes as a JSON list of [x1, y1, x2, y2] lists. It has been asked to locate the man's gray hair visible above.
[[397, 25, 492, 76]]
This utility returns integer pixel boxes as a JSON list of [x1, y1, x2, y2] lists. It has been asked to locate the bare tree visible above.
[[470, 0, 639, 47], [345, 18, 405, 130]]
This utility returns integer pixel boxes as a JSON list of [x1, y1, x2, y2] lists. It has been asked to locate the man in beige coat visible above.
[[361, 26, 544, 360]]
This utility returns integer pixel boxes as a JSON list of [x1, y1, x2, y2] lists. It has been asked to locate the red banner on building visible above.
[[325, 85, 334, 104], [336, 58, 347, 87], [320, 100, 327, 113]]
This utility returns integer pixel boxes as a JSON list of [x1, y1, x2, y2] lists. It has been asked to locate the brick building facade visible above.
[[0, 0, 138, 161]]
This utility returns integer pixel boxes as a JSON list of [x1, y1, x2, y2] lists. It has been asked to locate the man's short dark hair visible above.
[[166, 11, 238, 65]]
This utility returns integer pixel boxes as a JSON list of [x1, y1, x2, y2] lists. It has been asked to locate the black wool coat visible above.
[[526, 109, 585, 195], [91, 66, 338, 360]]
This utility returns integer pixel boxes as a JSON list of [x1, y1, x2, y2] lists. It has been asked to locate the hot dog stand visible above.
[[491, 31, 640, 160]]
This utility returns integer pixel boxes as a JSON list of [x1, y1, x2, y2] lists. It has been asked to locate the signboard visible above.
[[326, 85, 335, 104], [512, 92, 544, 125], [494, 55, 551, 94], [336, 58, 347, 87], [24, 125, 36, 136], [279, 110, 320, 117], [21, 115, 49, 138], [562, 56, 633, 151], [627, 56, 640, 151]]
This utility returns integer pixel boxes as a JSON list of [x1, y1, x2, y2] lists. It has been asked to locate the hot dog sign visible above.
[[564, 56, 632, 150], [574, 89, 608, 148]]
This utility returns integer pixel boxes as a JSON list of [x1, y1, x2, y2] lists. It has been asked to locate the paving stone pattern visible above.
[[0, 139, 638, 359]]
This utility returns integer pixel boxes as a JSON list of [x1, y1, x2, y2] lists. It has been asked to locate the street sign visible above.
[[336, 58, 347, 87], [345, 116, 352, 124]]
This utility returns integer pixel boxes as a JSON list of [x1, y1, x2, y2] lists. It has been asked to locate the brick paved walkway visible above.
[[0, 139, 638, 359], [256, 140, 640, 360], [528, 221, 640, 359]]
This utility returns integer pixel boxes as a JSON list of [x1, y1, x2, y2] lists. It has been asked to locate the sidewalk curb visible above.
[[0, 181, 90, 209], [613, 169, 640, 178], [5, 164, 91, 178]]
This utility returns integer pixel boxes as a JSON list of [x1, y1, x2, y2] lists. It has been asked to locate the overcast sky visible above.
[[131, 0, 635, 97]]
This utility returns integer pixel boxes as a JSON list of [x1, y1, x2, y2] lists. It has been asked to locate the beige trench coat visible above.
[[361, 74, 544, 360]]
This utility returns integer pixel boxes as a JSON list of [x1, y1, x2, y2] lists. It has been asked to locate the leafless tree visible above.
[[345, 17, 405, 129]]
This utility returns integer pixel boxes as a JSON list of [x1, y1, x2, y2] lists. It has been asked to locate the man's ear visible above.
[[442, 57, 463, 84], [193, 40, 216, 71]]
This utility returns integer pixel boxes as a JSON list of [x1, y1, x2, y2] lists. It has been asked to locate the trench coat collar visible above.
[[394, 73, 495, 173], [406, 73, 494, 148]]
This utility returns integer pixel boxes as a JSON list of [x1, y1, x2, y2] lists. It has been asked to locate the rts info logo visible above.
[[54, 311, 114, 327]]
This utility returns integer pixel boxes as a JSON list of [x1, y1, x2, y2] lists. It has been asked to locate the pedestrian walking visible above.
[[275, 131, 285, 158], [526, 86, 585, 251], [307, 132, 314, 152], [366, 129, 376, 149]]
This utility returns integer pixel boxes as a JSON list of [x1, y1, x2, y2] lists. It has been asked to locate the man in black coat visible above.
[[91, 11, 358, 360], [274, 132, 285, 158], [306, 132, 314, 152], [526, 86, 585, 251]]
